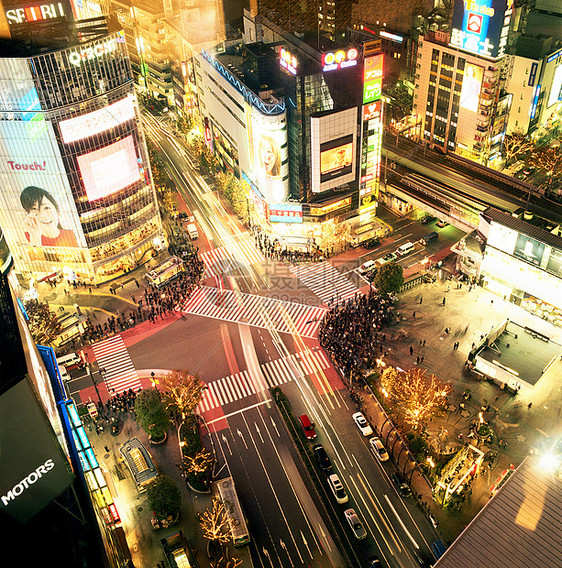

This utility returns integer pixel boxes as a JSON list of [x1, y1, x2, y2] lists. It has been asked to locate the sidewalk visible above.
[[353, 272, 562, 544]]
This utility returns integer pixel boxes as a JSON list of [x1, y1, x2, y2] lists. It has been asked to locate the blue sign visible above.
[[450, 0, 514, 59]]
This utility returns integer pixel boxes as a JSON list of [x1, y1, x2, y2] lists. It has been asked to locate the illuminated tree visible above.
[[380, 367, 451, 428], [178, 448, 214, 476], [533, 145, 562, 192], [210, 557, 243, 568], [502, 129, 534, 165], [161, 369, 207, 420], [24, 300, 62, 346], [198, 498, 231, 546]]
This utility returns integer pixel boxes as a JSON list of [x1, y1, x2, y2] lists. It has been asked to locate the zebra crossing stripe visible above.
[[289, 261, 358, 304], [178, 286, 327, 338], [201, 242, 264, 278], [91, 335, 142, 395], [196, 348, 331, 414]]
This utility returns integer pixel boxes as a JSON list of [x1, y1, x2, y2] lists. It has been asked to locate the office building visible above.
[[194, 11, 385, 249], [0, 12, 165, 284]]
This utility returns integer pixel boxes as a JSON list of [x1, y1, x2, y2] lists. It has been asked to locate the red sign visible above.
[[363, 101, 381, 122], [5, 2, 67, 25]]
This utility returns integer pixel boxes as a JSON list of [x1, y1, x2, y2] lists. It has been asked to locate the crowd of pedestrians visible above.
[[318, 290, 397, 379], [89, 389, 138, 435], [250, 224, 334, 263], [69, 252, 204, 349]]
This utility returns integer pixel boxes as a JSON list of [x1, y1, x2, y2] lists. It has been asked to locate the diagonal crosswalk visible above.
[[91, 335, 142, 395], [177, 286, 326, 338], [289, 261, 358, 304], [196, 348, 331, 413], [201, 241, 264, 279]]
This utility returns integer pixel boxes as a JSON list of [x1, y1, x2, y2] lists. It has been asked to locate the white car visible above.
[[344, 508, 367, 540], [328, 474, 348, 504], [369, 437, 389, 461], [352, 412, 373, 436], [359, 260, 377, 275]]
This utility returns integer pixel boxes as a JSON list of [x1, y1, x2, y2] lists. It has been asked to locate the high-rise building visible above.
[[0, 264, 114, 566], [413, 0, 516, 163], [194, 11, 385, 249], [0, 10, 165, 283]]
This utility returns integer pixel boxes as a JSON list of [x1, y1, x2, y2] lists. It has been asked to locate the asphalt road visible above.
[[98, 113, 457, 567]]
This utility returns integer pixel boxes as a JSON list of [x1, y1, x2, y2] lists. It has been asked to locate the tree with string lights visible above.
[[380, 366, 451, 428], [198, 498, 232, 546], [160, 369, 207, 421]]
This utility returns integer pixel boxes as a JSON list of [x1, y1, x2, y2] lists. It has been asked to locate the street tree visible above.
[[24, 300, 62, 346], [501, 129, 534, 165], [373, 261, 404, 295], [380, 366, 451, 428], [198, 498, 232, 546], [134, 388, 170, 442], [533, 144, 562, 193], [210, 557, 243, 568], [178, 448, 214, 476], [160, 369, 207, 420], [146, 475, 182, 521]]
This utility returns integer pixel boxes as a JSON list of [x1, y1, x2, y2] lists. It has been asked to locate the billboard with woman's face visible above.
[[0, 118, 86, 268], [245, 104, 289, 204]]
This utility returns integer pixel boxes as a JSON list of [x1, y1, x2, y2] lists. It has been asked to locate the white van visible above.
[[186, 223, 198, 240], [396, 242, 415, 256], [56, 352, 81, 368]]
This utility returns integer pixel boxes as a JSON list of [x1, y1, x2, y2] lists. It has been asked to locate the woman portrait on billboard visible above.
[[20, 185, 79, 248], [258, 134, 281, 178]]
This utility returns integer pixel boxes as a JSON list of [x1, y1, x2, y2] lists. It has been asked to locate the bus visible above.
[[144, 256, 184, 288], [216, 477, 250, 547]]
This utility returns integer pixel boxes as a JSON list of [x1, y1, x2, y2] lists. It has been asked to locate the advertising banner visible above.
[[77, 135, 141, 202], [0, 119, 86, 266], [450, 0, 514, 59], [245, 104, 289, 204], [459, 63, 484, 112]]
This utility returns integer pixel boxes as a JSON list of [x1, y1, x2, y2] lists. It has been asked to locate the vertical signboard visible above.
[[449, 0, 514, 59], [360, 50, 384, 208], [245, 103, 289, 204], [0, 59, 86, 273]]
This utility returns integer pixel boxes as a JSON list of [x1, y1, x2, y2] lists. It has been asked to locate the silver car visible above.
[[344, 508, 367, 540]]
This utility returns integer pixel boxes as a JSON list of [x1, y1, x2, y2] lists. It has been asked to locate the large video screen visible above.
[[320, 135, 354, 183], [513, 233, 545, 266], [77, 135, 141, 201], [460, 64, 484, 112]]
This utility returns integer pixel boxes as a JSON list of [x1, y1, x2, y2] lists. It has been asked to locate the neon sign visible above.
[[363, 54, 383, 104], [322, 48, 359, 72], [5, 2, 67, 24], [280, 48, 298, 75], [68, 38, 118, 67]]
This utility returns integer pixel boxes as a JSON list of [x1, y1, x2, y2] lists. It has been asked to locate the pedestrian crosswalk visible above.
[[289, 261, 358, 304], [197, 348, 332, 413], [201, 241, 264, 279], [177, 286, 326, 338], [91, 335, 142, 395]]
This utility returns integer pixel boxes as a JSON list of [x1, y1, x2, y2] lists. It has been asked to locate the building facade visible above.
[[0, 20, 165, 283], [195, 11, 384, 249]]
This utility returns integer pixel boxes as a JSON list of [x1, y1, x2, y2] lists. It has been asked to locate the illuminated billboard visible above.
[[3, 1, 73, 25], [547, 65, 562, 108], [450, 0, 514, 59], [245, 104, 289, 204], [0, 119, 86, 265], [59, 95, 136, 143], [279, 47, 298, 75], [269, 203, 303, 224], [320, 136, 354, 183], [460, 64, 484, 112], [513, 234, 545, 266], [310, 108, 358, 193], [77, 135, 141, 202], [363, 54, 383, 104], [322, 47, 359, 72]]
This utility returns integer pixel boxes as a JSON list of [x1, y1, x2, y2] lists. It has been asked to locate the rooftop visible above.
[[434, 456, 562, 568]]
